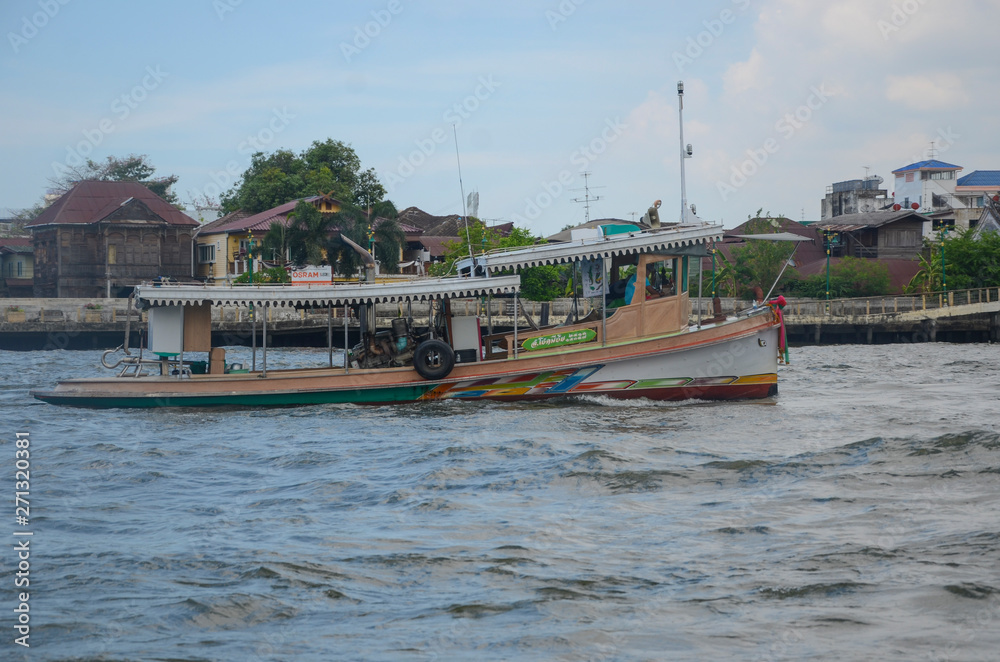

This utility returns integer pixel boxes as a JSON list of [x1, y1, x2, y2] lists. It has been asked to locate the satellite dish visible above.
[[911, 202, 920, 210], [893, 204, 902, 211]]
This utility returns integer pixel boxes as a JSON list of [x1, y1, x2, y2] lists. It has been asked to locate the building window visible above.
[[198, 244, 216, 263], [905, 173, 914, 183], [16, 261, 22, 277], [108, 244, 117, 265], [926, 171, 954, 180]]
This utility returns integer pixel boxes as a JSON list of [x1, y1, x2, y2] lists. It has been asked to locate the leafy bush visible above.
[[234, 266, 290, 284], [787, 257, 891, 298]]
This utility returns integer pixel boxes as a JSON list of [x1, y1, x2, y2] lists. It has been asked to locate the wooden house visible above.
[[0, 237, 34, 297], [26, 181, 198, 298]]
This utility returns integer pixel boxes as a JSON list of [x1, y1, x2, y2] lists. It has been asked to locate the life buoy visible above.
[[413, 339, 455, 380]]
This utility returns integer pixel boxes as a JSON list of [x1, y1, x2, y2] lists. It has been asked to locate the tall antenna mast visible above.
[[453, 124, 473, 261], [928, 140, 937, 160], [570, 172, 604, 223]]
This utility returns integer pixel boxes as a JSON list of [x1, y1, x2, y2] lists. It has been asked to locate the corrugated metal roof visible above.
[[135, 274, 520, 308], [956, 170, 1000, 187], [194, 210, 253, 236], [25, 181, 198, 228], [816, 209, 924, 230], [724, 232, 813, 242], [0, 237, 31, 249], [892, 160, 961, 174]]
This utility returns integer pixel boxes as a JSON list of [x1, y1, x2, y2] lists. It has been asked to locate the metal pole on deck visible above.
[[344, 304, 349, 373], [251, 303, 257, 372], [697, 255, 704, 327], [261, 302, 268, 377], [327, 305, 333, 367], [601, 256, 608, 346], [513, 295, 519, 359]]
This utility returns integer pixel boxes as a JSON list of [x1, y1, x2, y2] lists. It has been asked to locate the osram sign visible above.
[[290, 266, 332, 285]]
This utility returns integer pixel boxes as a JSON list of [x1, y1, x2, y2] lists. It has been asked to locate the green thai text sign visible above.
[[521, 329, 596, 351]]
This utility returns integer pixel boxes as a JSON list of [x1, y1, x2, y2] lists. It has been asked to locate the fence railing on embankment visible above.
[[777, 287, 1000, 344]]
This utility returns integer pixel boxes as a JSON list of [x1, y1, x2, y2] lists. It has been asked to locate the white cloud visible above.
[[885, 74, 970, 111], [722, 48, 766, 97]]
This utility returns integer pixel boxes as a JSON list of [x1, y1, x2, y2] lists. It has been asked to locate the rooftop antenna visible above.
[[452, 124, 473, 261], [863, 165, 870, 179], [570, 172, 604, 223], [928, 140, 937, 160]]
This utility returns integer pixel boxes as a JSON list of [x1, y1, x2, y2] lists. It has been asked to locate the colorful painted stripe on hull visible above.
[[33, 377, 776, 409]]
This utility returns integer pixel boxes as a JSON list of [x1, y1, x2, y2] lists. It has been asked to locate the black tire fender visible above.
[[413, 339, 455, 380]]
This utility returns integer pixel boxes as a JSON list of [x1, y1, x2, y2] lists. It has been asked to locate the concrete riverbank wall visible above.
[[2, 288, 998, 350]]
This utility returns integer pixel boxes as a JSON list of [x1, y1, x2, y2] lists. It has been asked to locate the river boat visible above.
[[30, 222, 789, 408]]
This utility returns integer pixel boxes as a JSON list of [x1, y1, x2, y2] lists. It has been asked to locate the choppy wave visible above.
[[3, 344, 1000, 661]]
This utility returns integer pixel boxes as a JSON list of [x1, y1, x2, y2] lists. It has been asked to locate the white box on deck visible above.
[[148, 306, 184, 357], [451, 316, 482, 363]]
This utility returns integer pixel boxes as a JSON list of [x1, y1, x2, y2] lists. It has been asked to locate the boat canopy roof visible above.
[[457, 223, 721, 274], [135, 275, 521, 308]]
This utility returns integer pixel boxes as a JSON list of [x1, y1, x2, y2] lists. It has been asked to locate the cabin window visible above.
[[645, 258, 678, 297], [199, 244, 216, 263]]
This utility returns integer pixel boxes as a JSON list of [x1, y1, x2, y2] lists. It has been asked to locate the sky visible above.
[[2, 0, 998, 235]]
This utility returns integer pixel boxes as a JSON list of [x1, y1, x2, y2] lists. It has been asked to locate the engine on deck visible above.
[[350, 318, 418, 369]]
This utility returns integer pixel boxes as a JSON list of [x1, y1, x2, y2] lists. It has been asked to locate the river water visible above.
[[1, 343, 999, 661]]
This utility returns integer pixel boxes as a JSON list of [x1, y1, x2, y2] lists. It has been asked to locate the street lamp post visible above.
[[710, 245, 716, 298], [940, 226, 948, 305], [822, 230, 834, 313]]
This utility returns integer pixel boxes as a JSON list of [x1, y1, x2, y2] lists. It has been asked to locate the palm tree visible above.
[[327, 200, 405, 276]]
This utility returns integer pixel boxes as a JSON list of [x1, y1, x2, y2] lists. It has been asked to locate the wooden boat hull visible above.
[[31, 314, 780, 408]]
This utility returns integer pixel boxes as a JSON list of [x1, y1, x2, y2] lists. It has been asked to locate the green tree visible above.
[[520, 264, 567, 301], [905, 228, 1000, 293], [52, 153, 180, 205], [430, 223, 566, 300], [327, 200, 405, 276], [936, 228, 1000, 290], [788, 257, 891, 298], [220, 139, 377, 214], [730, 212, 796, 299], [260, 199, 405, 275]]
